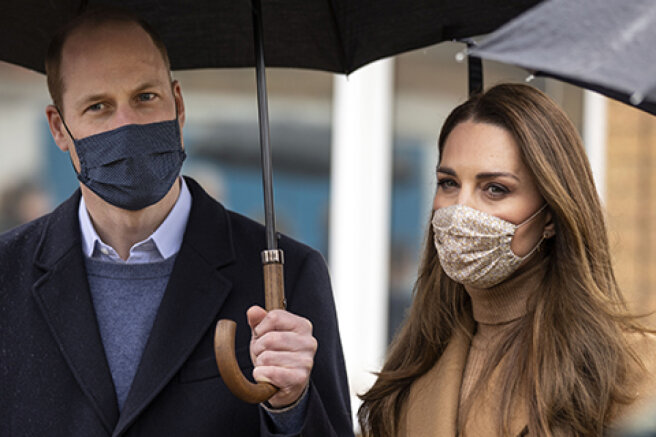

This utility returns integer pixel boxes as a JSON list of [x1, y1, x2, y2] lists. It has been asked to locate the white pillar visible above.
[[583, 90, 608, 203], [329, 58, 394, 426], [0, 102, 44, 188]]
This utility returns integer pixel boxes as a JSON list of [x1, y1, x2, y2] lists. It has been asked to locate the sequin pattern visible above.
[[431, 204, 543, 288]]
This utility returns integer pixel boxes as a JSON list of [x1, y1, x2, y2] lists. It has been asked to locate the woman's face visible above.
[[433, 120, 553, 257]]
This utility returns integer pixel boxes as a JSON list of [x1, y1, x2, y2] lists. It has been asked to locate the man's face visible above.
[[47, 21, 184, 170]]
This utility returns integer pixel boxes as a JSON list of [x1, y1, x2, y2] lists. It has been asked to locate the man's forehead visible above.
[[58, 20, 170, 104]]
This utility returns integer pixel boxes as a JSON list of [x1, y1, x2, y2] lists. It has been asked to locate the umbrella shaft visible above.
[[253, 0, 277, 250]]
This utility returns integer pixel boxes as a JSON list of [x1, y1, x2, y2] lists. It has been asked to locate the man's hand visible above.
[[247, 306, 318, 408]]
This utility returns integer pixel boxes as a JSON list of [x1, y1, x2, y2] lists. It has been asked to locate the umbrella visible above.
[[469, 0, 656, 115], [1, 0, 542, 403], [7, 0, 541, 75]]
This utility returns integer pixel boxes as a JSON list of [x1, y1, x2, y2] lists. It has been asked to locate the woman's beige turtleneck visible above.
[[458, 254, 549, 422]]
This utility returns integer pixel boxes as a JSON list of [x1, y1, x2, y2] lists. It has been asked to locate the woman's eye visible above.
[[485, 183, 509, 196], [437, 178, 458, 190]]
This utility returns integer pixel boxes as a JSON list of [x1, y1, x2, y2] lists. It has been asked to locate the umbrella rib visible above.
[[326, 0, 349, 74]]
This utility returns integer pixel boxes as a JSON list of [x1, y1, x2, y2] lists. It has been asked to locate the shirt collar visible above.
[[78, 177, 192, 262]]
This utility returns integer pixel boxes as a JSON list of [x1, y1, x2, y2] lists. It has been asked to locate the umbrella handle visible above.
[[214, 250, 286, 403]]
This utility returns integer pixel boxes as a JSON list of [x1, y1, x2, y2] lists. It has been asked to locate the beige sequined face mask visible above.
[[431, 204, 547, 288]]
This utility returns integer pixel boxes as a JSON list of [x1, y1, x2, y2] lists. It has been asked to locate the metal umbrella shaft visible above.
[[214, 0, 286, 404], [253, 0, 277, 252]]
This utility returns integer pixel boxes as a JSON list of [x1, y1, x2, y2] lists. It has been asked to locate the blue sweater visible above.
[[85, 256, 176, 410]]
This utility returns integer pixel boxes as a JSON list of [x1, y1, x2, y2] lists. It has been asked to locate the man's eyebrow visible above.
[[75, 93, 109, 108], [134, 81, 166, 92]]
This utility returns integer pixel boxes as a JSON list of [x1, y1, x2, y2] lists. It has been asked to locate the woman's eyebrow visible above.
[[436, 166, 456, 176], [476, 171, 520, 182]]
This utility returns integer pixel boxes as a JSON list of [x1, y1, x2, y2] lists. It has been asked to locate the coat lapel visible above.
[[32, 191, 119, 434], [399, 316, 530, 437], [113, 178, 236, 436], [400, 324, 472, 437], [462, 355, 530, 437]]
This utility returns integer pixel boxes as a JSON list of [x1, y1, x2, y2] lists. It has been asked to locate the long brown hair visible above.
[[358, 83, 645, 436]]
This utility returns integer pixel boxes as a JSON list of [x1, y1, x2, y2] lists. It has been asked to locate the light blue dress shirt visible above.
[[79, 178, 191, 263]]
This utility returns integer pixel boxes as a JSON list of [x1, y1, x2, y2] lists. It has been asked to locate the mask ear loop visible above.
[[517, 203, 548, 228], [518, 233, 545, 261], [514, 203, 549, 260], [55, 107, 85, 178], [55, 107, 77, 141]]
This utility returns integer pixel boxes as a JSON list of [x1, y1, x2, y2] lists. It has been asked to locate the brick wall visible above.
[[605, 99, 656, 325]]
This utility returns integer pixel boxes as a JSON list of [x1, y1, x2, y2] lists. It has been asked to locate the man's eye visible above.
[[87, 102, 104, 112], [137, 93, 156, 102]]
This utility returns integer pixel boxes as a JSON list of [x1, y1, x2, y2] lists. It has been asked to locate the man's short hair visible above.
[[45, 6, 171, 112]]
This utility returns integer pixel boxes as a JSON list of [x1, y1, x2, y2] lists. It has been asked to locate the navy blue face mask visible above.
[[60, 114, 186, 211]]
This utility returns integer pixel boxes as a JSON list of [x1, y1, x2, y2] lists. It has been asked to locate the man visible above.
[[0, 8, 352, 437]]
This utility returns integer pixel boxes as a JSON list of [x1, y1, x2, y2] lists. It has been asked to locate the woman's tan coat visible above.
[[397, 326, 656, 437]]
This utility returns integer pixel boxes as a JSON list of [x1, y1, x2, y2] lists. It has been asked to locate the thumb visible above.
[[247, 305, 267, 335]]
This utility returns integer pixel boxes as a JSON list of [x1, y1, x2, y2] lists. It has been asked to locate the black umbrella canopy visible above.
[[470, 0, 656, 115], [1, 0, 542, 404], [3, 0, 541, 75]]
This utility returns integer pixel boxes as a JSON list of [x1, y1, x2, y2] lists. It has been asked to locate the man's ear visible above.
[[172, 80, 185, 127], [543, 208, 556, 238], [46, 105, 81, 172], [45, 105, 72, 152]]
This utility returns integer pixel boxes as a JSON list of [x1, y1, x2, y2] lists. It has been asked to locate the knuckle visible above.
[[257, 350, 274, 366], [260, 331, 281, 349], [267, 310, 283, 324], [301, 356, 314, 372], [267, 312, 278, 324], [265, 366, 283, 383], [291, 368, 308, 384]]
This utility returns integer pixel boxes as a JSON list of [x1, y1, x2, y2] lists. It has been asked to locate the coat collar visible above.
[[399, 319, 529, 437], [32, 189, 119, 433], [32, 177, 237, 436], [400, 323, 472, 437]]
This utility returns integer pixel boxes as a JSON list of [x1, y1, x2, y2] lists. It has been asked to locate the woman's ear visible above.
[[543, 208, 556, 238]]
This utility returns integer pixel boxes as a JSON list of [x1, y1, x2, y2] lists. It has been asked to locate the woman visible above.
[[358, 84, 656, 437]]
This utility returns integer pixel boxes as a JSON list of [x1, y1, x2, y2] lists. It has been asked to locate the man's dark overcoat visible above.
[[0, 177, 352, 437]]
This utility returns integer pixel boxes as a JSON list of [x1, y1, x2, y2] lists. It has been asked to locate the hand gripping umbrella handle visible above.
[[214, 249, 285, 403]]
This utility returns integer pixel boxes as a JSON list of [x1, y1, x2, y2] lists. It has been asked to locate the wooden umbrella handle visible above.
[[214, 250, 285, 403]]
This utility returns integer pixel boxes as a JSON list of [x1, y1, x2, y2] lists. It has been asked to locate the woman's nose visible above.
[[455, 190, 475, 209]]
